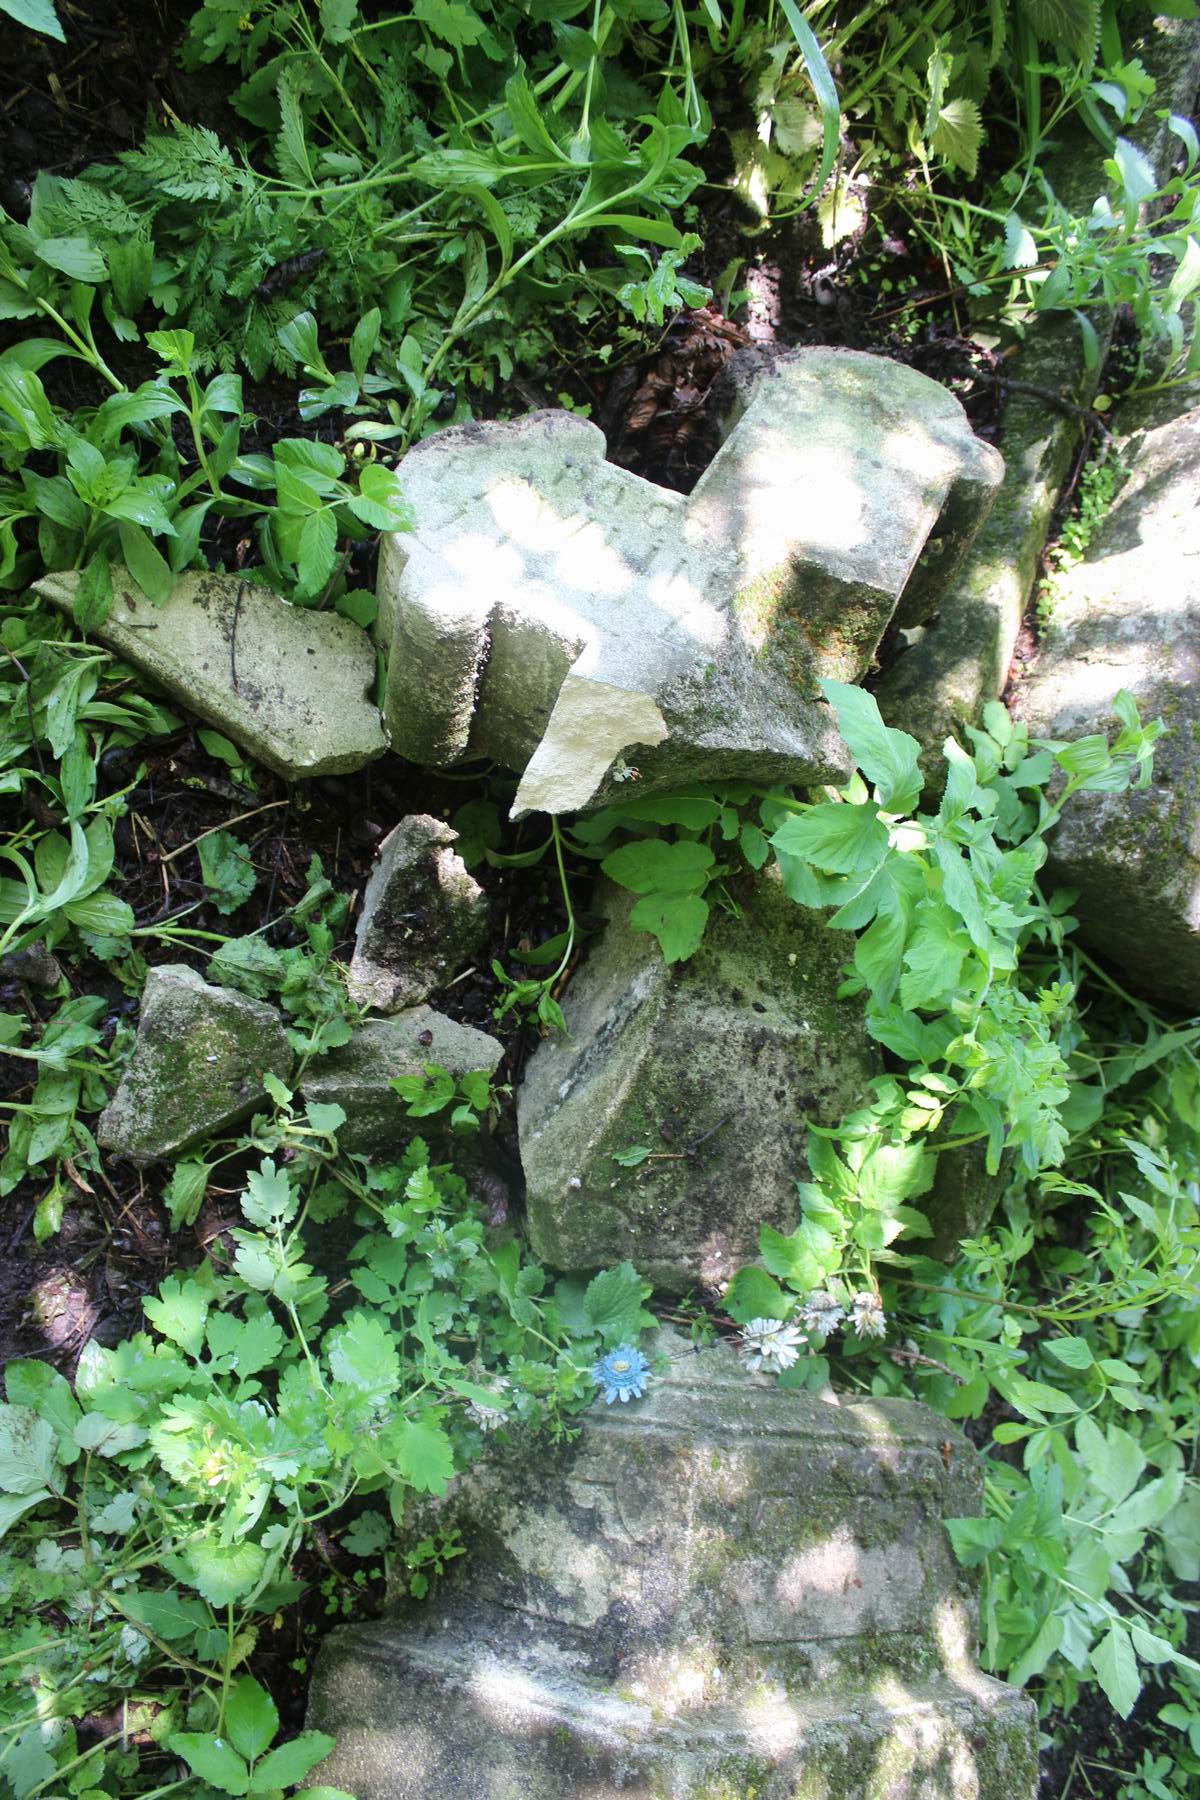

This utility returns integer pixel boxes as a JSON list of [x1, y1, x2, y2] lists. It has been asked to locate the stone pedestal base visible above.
[[308, 1331, 1037, 1798], [310, 1624, 1036, 1800]]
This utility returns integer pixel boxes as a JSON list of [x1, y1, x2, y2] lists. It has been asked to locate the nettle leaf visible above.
[[1021, 0, 1100, 62], [930, 98, 984, 179], [601, 838, 714, 896], [413, 0, 485, 46], [164, 1161, 211, 1232], [582, 1261, 654, 1344]]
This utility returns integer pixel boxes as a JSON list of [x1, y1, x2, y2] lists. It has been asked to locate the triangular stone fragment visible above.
[[519, 870, 875, 1291]]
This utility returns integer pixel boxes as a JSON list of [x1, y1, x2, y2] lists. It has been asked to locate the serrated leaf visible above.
[[1020, 0, 1100, 61], [601, 838, 714, 896], [143, 1276, 209, 1356], [241, 1159, 297, 1229], [181, 1539, 266, 1606], [930, 97, 984, 178], [389, 1413, 454, 1494], [327, 1310, 400, 1398], [0, 1403, 58, 1495], [198, 829, 257, 914], [582, 1262, 653, 1344], [723, 1265, 788, 1325]]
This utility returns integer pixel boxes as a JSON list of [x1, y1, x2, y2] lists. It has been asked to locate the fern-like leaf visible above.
[[120, 124, 240, 203]]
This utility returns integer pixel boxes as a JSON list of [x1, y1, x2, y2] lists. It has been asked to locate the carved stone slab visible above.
[[377, 348, 1002, 816], [308, 1329, 1037, 1799]]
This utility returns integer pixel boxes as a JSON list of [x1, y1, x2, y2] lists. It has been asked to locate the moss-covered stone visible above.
[[307, 1330, 1036, 1798], [98, 965, 293, 1165], [518, 869, 876, 1291]]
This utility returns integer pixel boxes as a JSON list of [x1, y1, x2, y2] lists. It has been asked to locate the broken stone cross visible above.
[[376, 347, 1002, 817]]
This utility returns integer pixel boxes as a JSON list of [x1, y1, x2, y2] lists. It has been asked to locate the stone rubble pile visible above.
[[81, 305, 1200, 1796]]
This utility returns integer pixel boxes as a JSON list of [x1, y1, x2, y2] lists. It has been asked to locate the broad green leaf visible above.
[[770, 801, 889, 876], [601, 838, 714, 896], [582, 1262, 653, 1344], [198, 829, 257, 914], [168, 1733, 250, 1796], [122, 1587, 210, 1642], [180, 1539, 266, 1606], [34, 236, 106, 281], [226, 1675, 279, 1763], [143, 1276, 209, 1356], [1090, 1621, 1140, 1718], [327, 1310, 401, 1398], [2, 0, 65, 39], [250, 1733, 336, 1792], [628, 891, 708, 963], [820, 680, 923, 812], [723, 1265, 788, 1324], [1044, 1336, 1093, 1369], [117, 522, 174, 605], [389, 1413, 454, 1495], [0, 1403, 59, 1494], [931, 98, 984, 178], [163, 1161, 210, 1231]]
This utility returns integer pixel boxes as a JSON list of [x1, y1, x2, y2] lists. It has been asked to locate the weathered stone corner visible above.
[[35, 567, 387, 782], [518, 868, 876, 1292], [303, 1008, 503, 1157], [347, 814, 489, 1012], [376, 347, 1002, 818], [99, 965, 294, 1164], [307, 1327, 1038, 1800]]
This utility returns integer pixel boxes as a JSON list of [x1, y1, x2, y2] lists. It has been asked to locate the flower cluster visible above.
[[795, 1289, 845, 1336], [737, 1317, 805, 1373], [465, 1376, 512, 1433], [593, 1345, 650, 1404], [849, 1290, 887, 1340]]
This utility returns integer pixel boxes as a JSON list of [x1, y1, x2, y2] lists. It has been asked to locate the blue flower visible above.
[[592, 1345, 650, 1404]]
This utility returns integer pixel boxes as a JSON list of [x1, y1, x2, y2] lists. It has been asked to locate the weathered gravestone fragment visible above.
[[347, 814, 489, 1011], [302, 1009, 503, 1157], [35, 568, 387, 782], [376, 348, 1003, 817], [1012, 402, 1200, 1008], [309, 1328, 1037, 1800], [519, 870, 875, 1292], [99, 965, 293, 1164]]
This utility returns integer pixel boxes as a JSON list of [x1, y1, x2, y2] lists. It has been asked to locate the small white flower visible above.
[[849, 1291, 887, 1340], [796, 1289, 845, 1335], [738, 1317, 805, 1374], [466, 1376, 511, 1432]]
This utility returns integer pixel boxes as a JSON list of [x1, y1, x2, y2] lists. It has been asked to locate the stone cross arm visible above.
[[376, 347, 1003, 816]]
